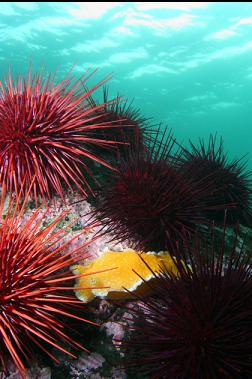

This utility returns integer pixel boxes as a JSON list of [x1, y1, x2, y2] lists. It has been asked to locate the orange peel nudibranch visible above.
[[72, 250, 180, 302]]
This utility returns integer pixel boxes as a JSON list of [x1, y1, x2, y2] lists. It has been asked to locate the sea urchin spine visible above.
[[0, 183, 103, 378], [0, 68, 126, 203], [177, 134, 252, 226], [122, 226, 252, 378], [84, 85, 154, 158], [90, 129, 228, 252]]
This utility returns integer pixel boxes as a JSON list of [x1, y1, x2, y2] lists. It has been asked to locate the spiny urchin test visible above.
[[0, 68, 126, 203], [0, 184, 101, 378], [122, 227, 252, 379], [90, 130, 229, 252], [177, 134, 252, 226], [84, 85, 153, 158]]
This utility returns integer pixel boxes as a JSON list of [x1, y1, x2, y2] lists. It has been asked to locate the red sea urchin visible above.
[[90, 130, 226, 252], [177, 134, 252, 226], [0, 185, 100, 378], [122, 227, 252, 379], [0, 68, 124, 203]]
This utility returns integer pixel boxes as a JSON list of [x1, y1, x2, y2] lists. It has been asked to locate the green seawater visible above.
[[0, 2, 252, 167]]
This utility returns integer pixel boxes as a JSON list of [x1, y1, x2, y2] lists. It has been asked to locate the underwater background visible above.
[[1, 3, 252, 379], [0, 2, 252, 168]]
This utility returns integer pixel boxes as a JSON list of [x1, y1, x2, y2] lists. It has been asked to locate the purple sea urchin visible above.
[[84, 86, 155, 159], [90, 130, 225, 252], [0, 68, 124, 203], [177, 134, 252, 226], [122, 227, 252, 379]]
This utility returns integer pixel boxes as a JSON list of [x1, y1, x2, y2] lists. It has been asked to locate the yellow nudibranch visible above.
[[72, 250, 179, 302]]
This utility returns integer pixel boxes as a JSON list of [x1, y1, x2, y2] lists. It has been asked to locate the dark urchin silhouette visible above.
[[177, 134, 252, 226], [90, 130, 227, 252], [121, 226, 252, 379], [83, 85, 156, 159]]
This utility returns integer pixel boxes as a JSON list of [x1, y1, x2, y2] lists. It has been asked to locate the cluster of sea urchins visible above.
[[0, 68, 129, 204], [121, 228, 252, 379], [89, 130, 252, 252], [90, 130, 242, 252], [0, 184, 101, 378], [1, 66, 252, 379]]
